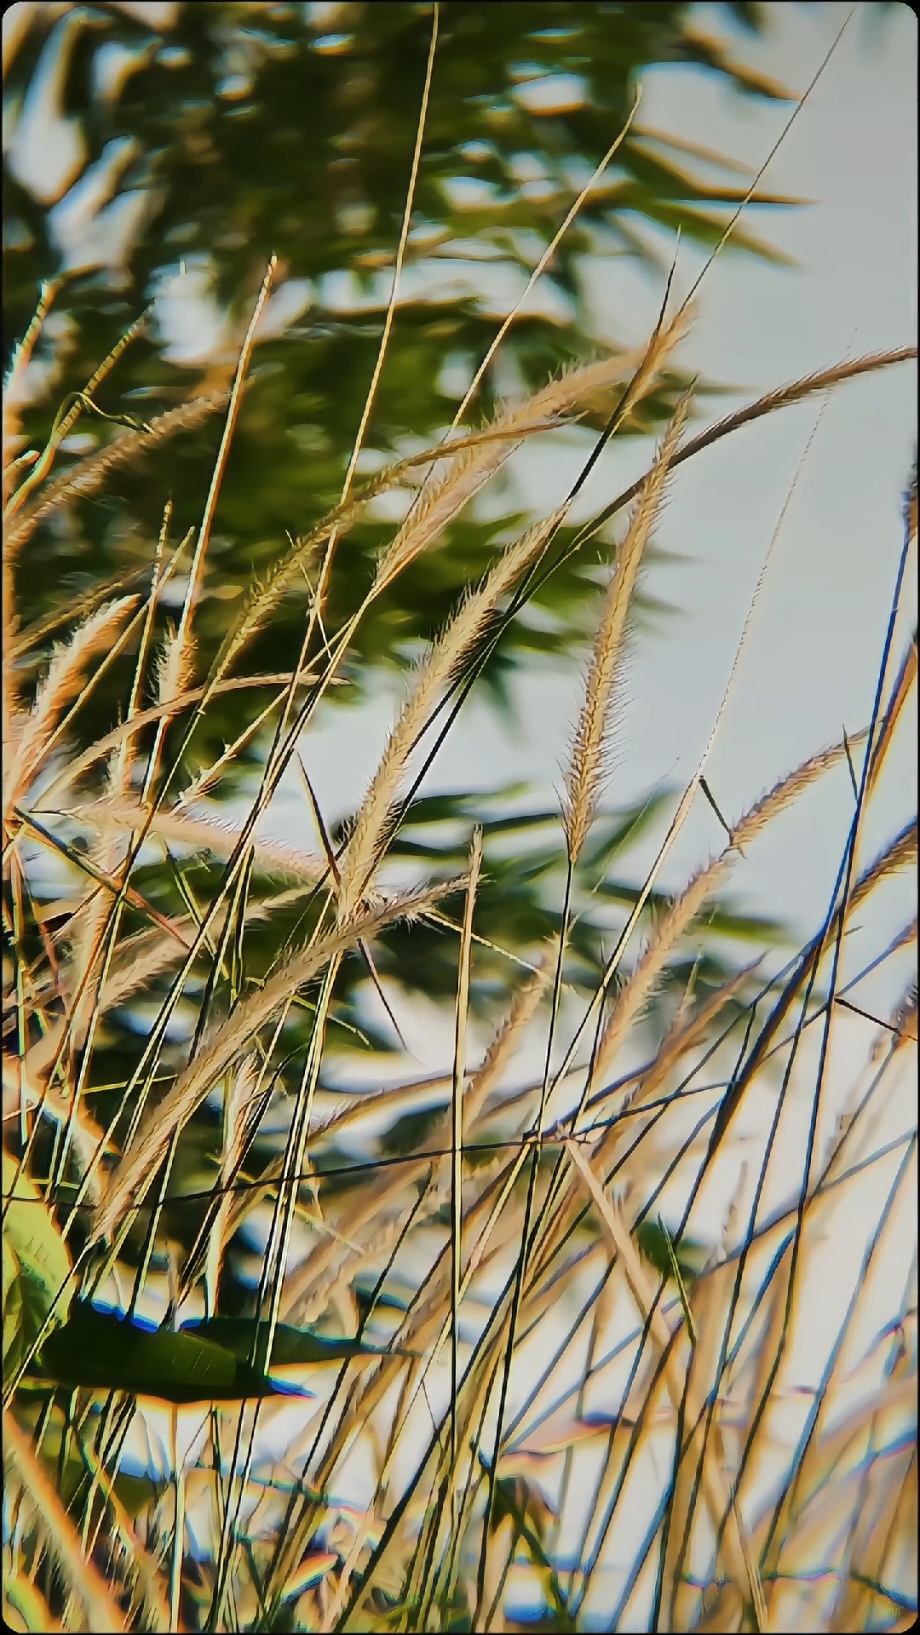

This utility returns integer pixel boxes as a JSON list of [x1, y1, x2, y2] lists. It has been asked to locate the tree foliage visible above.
[[3, 0, 803, 1349]]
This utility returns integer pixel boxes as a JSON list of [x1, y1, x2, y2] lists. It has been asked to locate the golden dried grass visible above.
[[2, 45, 915, 1635]]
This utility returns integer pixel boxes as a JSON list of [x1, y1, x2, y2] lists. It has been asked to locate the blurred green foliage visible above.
[[4, 0, 794, 763], [5, 6, 794, 1310]]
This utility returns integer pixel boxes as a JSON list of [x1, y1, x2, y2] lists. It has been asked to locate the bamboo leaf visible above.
[[30, 1303, 306, 1404], [2, 1152, 73, 1375]]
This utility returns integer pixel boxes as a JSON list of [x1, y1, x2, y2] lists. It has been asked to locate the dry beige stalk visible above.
[[3, 282, 58, 449], [3, 1411, 129, 1632], [1, 1028, 107, 1193], [204, 1054, 261, 1318], [464, 955, 553, 1125], [210, 413, 587, 690], [594, 347, 919, 538], [867, 632, 917, 798], [630, 960, 758, 1112], [758, 1153, 917, 1625], [564, 1139, 768, 1631], [65, 829, 125, 1058], [3, 193, 915, 1635], [276, 957, 550, 1326], [731, 732, 868, 850], [589, 854, 731, 1097], [849, 820, 917, 914], [586, 730, 869, 1099]]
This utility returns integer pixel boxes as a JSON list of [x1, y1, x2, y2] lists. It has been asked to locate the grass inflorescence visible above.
[[2, 45, 917, 1635]]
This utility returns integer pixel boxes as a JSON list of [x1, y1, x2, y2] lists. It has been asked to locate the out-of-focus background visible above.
[[4, 0, 916, 1063]]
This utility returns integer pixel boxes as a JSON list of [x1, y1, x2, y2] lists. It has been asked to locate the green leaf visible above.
[[2, 1151, 73, 1376], [486, 1466, 574, 1630], [4, 1572, 56, 1633], [184, 1316, 390, 1370], [31, 1302, 304, 1403], [634, 1218, 706, 1288]]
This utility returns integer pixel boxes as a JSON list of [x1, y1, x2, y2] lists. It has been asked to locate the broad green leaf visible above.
[[31, 1302, 307, 1404], [2, 1151, 73, 1375], [184, 1316, 390, 1369]]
